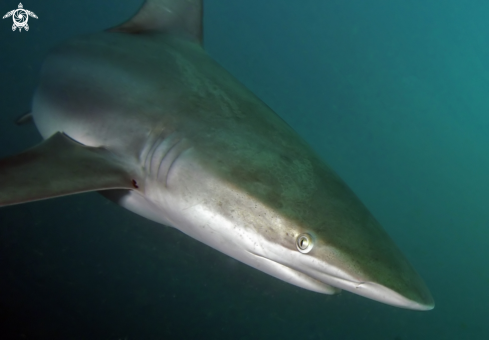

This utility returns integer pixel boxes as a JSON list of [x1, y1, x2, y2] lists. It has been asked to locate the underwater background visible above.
[[1, 0, 488, 339]]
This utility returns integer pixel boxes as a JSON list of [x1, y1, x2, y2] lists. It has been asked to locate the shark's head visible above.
[[239, 196, 436, 311], [140, 119, 434, 311], [230, 165, 434, 311]]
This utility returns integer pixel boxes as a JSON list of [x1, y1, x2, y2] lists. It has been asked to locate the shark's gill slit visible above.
[[164, 141, 191, 187], [143, 131, 180, 181], [150, 134, 176, 177], [143, 132, 163, 172], [156, 136, 183, 180]]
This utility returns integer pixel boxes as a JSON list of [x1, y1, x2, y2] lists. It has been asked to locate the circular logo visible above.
[[13, 9, 27, 27]]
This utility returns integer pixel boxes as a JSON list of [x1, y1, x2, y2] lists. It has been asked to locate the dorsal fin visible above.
[[109, 0, 203, 43]]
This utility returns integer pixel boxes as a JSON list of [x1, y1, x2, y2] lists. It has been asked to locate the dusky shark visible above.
[[0, 0, 434, 310]]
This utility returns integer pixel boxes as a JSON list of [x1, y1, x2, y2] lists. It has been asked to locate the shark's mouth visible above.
[[247, 251, 434, 311], [246, 251, 341, 295], [248, 250, 363, 287]]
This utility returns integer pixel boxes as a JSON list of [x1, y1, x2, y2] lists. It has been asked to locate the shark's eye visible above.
[[296, 233, 314, 253]]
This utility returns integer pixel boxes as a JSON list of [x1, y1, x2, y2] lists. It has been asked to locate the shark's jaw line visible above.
[[246, 251, 340, 295], [247, 250, 360, 288], [247, 251, 433, 311]]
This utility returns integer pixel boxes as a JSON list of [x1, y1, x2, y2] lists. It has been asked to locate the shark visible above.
[[0, 0, 434, 310]]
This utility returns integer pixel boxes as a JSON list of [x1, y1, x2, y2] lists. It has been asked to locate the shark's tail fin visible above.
[[109, 0, 203, 44]]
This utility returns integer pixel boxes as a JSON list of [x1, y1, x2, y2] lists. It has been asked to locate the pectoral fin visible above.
[[0, 132, 137, 207]]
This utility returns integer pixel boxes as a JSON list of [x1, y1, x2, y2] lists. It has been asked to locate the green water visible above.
[[1, 0, 488, 338]]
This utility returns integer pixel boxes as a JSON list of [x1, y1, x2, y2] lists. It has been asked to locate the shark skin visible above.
[[0, 0, 434, 310]]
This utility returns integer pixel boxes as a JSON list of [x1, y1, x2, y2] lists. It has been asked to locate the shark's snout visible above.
[[253, 234, 434, 310], [302, 264, 434, 310], [354, 281, 434, 311]]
